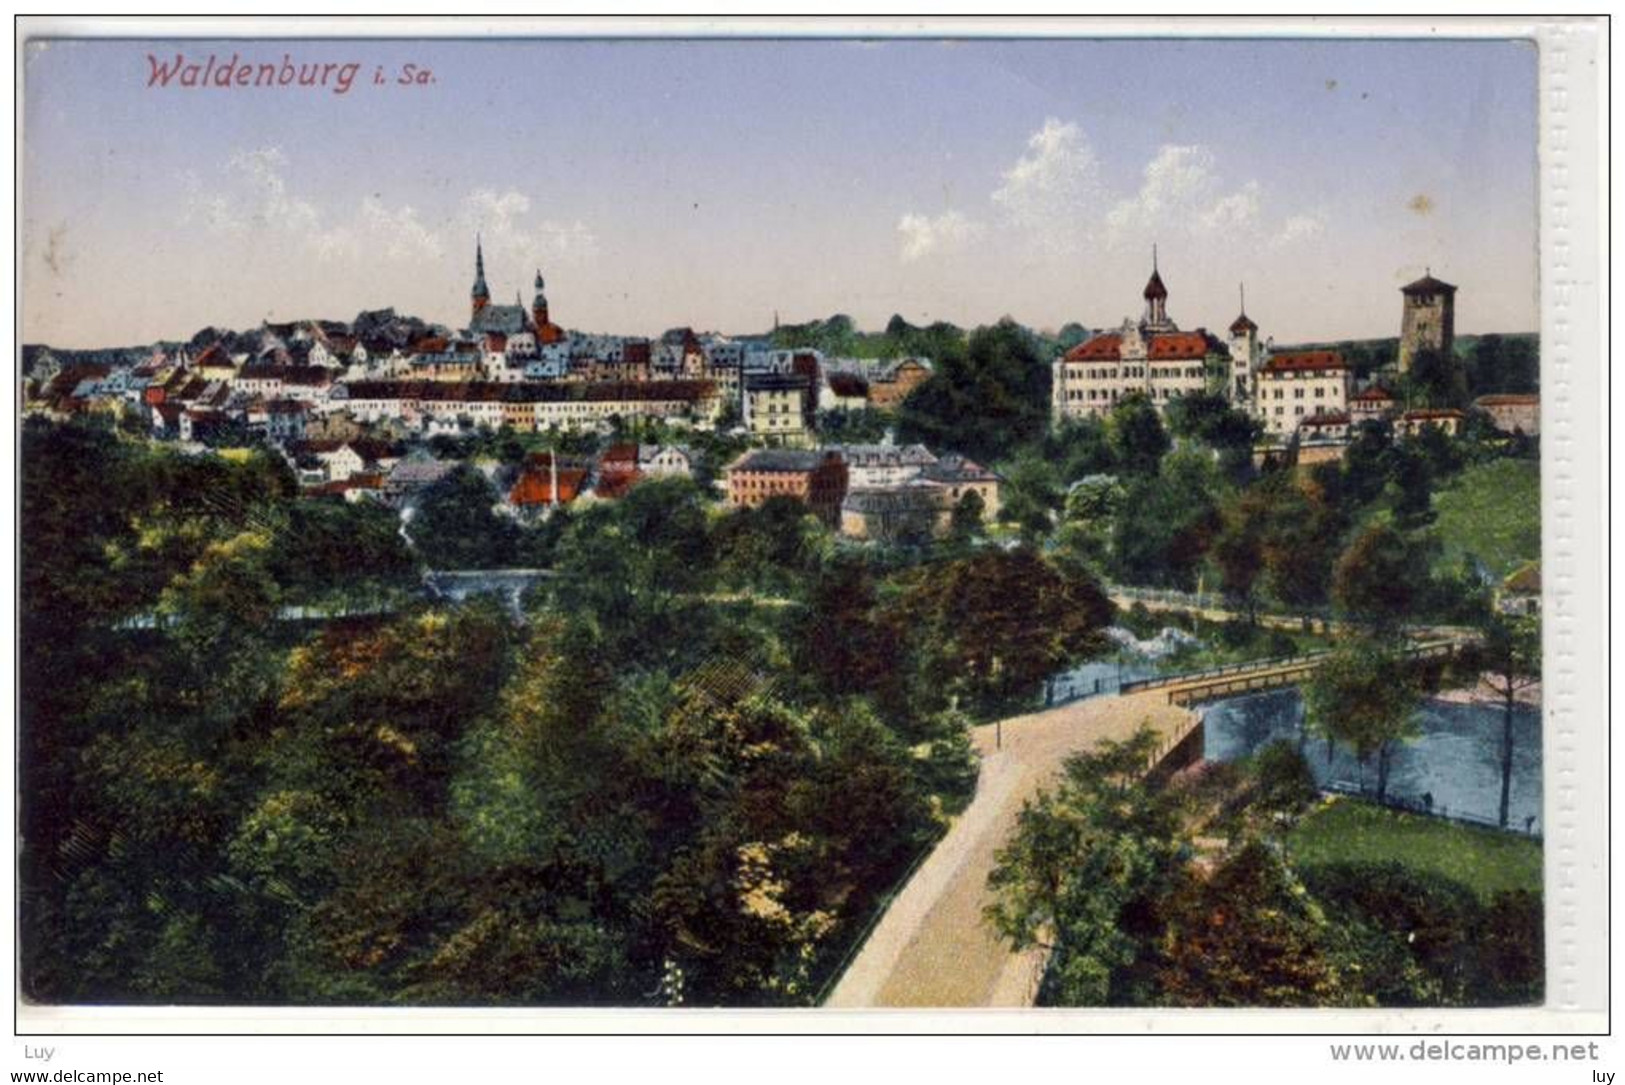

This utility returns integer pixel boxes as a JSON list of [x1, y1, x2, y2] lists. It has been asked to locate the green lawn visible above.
[[1287, 798, 1542, 899], [1431, 458, 1540, 579]]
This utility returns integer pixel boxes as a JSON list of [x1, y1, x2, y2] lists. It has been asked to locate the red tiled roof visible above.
[[593, 470, 644, 500], [1302, 411, 1351, 426], [1402, 408, 1466, 421], [1473, 393, 1539, 407], [1351, 386, 1396, 402], [1065, 334, 1123, 361], [510, 468, 587, 506], [600, 442, 639, 468], [1261, 351, 1348, 373], [1146, 332, 1213, 360]]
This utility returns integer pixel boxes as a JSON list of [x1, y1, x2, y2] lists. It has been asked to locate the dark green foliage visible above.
[[1465, 333, 1539, 396], [1251, 741, 1319, 827], [1155, 842, 1348, 1007], [1111, 451, 1222, 590], [1301, 863, 1541, 1005], [1405, 346, 1470, 409], [816, 407, 894, 443], [1106, 393, 1171, 476], [986, 727, 1189, 1006], [1165, 392, 1261, 482], [1332, 523, 1436, 629], [19, 418, 971, 1007], [406, 465, 522, 569], [895, 318, 1049, 464], [889, 548, 1114, 717], [269, 498, 420, 606]]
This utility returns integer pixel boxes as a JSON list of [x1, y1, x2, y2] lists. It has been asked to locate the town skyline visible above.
[[23, 36, 1537, 350]]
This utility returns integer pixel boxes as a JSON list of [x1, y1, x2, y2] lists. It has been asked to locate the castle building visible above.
[[1397, 271, 1457, 372], [1253, 350, 1354, 438], [1051, 257, 1235, 422]]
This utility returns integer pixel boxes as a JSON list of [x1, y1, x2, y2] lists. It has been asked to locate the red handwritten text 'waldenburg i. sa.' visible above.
[[146, 53, 436, 95]]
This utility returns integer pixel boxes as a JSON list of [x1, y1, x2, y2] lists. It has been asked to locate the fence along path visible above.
[[824, 635, 1471, 1009]]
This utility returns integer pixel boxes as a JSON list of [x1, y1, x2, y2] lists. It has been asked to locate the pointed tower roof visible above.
[[471, 236, 490, 301], [1400, 269, 1457, 296], [1143, 246, 1167, 300], [1229, 283, 1257, 334], [534, 269, 546, 292]]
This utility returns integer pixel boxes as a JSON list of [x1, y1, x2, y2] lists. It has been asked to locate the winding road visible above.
[[824, 638, 1467, 1008], [825, 687, 1195, 1008]]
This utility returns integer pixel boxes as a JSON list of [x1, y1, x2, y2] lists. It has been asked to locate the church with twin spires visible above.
[[465, 236, 566, 345]]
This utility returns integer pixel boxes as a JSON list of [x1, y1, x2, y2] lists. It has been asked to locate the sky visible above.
[[22, 36, 1539, 349]]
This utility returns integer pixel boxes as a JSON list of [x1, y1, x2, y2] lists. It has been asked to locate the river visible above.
[[1201, 689, 1543, 832]]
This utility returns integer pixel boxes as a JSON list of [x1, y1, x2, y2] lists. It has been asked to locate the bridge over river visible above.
[[823, 639, 1466, 1009]]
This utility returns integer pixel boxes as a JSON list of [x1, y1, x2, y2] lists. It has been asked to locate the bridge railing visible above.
[[1162, 640, 1465, 706], [1119, 651, 1331, 696]]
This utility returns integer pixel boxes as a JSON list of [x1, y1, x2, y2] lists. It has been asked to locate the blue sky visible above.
[[23, 36, 1538, 348]]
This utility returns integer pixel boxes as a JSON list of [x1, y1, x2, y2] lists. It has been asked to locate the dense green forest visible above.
[[20, 416, 1112, 1005]]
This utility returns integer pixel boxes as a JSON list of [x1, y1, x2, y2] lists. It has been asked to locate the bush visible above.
[[1473, 889, 1543, 1004], [1300, 862, 1483, 1003], [1252, 741, 1318, 825]]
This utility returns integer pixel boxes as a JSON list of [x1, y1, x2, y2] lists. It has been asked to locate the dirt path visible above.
[[824, 689, 1195, 1008]]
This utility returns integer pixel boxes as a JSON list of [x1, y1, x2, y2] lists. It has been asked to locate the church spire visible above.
[[471, 235, 491, 315]]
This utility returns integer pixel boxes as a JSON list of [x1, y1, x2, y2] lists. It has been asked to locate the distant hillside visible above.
[[769, 313, 1093, 362]]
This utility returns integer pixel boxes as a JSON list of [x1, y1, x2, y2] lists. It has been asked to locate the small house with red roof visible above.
[[1395, 407, 1467, 439], [1349, 384, 1399, 423]]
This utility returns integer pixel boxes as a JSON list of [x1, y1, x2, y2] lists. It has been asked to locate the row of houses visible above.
[[26, 341, 933, 450]]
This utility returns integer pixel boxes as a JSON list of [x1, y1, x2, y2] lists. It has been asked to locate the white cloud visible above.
[[982, 122, 1327, 263], [461, 188, 599, 269], [1197, 181, 1262, 235], [311, 196, 444, 264], [897, 210, 984, 262], [1272, 213, 1326, 247], [991, 118, 1104, 250], [224, 147, 320, 235]]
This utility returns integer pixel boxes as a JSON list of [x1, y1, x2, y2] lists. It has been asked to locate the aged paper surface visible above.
[[10, 16, 1607, 1060]]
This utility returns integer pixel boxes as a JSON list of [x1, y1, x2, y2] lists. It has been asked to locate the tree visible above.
[[1466, 613, 1541, 828], [1302, 637, 1422, 803], [891, 549, 1113, 718], [1106, 393, 1170, 476], [894, 319, 1048, 464], [985, 726, 1187, 1005], [1332, 522, 1434, 630], [1250, 475, 1343, 612], [1111, 450, 1222, 591], [1211, 488, 1270, 620], [1165, 392, 1262, 482], [1406, 346, 1468, 408], [1156, 841, 1347, 1006], [1251, 740, 1319, 831], [999, 451, 1063, 543], [948, 489, 986, 541], [406, 465, 520, 569]]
